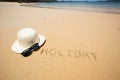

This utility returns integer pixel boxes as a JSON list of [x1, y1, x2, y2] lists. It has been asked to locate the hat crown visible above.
[[17, 28, 39, 48]]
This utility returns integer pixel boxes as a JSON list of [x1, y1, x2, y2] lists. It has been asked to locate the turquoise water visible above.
[[29, 2, 120, 14]]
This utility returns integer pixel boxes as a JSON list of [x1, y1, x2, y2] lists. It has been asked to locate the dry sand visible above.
[[0, 2, 120, 80]]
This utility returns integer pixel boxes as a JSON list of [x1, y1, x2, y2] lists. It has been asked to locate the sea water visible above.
[[30, 2, 120, 14]]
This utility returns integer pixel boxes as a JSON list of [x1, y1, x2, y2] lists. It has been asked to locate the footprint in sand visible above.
[[117, 27, 120, 30]]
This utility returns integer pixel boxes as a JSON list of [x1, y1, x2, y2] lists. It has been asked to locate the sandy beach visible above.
[[0, 2, 120, 80]]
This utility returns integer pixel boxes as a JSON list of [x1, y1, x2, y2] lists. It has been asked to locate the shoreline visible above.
[[0, 2, 120, 14], [21, 3, 120, 14]]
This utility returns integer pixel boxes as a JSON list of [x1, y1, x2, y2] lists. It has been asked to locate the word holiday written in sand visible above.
[[39, 48, 96, 60]]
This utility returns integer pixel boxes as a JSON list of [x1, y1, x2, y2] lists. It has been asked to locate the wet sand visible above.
[[0, 2, 120, 80]]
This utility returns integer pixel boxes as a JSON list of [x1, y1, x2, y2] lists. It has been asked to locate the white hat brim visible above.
[[11, 35, 46, 54]]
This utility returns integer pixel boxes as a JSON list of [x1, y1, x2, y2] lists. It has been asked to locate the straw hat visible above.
[[11, 28, 46, 53]]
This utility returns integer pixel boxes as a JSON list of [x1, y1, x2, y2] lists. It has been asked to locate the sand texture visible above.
[[0, 2, 120, 80]]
